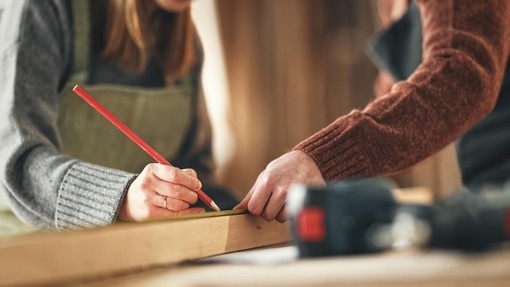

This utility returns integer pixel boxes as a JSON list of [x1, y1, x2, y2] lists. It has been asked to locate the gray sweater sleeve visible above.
[[0, 0, 136, 230]]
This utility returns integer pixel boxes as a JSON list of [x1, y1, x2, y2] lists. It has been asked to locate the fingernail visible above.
[[196, 180, 202, 190]]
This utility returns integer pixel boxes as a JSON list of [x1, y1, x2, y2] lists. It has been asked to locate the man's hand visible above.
[[235, 150, 326, 222]]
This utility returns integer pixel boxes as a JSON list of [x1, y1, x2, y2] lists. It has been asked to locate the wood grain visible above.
[[0, 213, 290, 286]]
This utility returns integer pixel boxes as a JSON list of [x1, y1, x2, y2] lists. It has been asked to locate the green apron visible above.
[[58, 0, 193, 173], [0, 0, 193, 237]]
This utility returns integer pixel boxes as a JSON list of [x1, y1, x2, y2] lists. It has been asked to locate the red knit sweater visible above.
[[295, 0, 510, 181]]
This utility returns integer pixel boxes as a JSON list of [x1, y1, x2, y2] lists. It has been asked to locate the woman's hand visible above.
[[118, 163, 205, 221], [235, 150, 326, 222]]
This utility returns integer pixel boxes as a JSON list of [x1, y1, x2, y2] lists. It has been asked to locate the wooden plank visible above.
[[0, 212, 290, 286]]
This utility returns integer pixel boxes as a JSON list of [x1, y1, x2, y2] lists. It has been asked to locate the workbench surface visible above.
[[78, 244, 510, 287]]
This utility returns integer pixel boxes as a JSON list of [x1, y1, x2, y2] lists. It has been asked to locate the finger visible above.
[[165, 196, 191, 211], [276, 207, 287, 223], [150, 193, 190, 211], [247, 177, 273, 216], [181, 168, 198, 178], [149, 164, 202, 191], [261, 190, 286, 221], [234, 190, 253, 210], [150, 194, 170, 209], [153, 180, 198, 205], [235, 171, 267, 210]]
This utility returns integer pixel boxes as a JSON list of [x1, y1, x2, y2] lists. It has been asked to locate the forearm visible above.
[[296, 0, 510, 181], [2, 144, 135, 230]]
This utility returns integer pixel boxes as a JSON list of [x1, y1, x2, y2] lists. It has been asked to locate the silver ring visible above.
[[163, 196, 167, 209]]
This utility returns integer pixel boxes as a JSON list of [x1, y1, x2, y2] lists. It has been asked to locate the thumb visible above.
[[234, 190, 252, 210]]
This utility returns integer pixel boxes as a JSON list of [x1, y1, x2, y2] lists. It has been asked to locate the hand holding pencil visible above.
[[119, 163, 208, 220], [72, 85, 221, 221]]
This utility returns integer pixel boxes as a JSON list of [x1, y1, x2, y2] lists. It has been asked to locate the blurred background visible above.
[[192, 0, 461, 200]]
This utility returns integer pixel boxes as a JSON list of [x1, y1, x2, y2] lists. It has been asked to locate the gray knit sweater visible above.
[[0, 0, 138, 230]]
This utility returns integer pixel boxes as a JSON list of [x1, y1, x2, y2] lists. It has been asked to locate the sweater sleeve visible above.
[[0, 0, 136, 230], [295, 0, 510, 181]]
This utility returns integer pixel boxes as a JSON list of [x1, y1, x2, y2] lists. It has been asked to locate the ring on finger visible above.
[[163, 196, 168, 209]]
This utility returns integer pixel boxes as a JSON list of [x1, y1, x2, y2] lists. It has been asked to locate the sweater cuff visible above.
[[294, 111, 373, 181], [55, 162, 136, 230]]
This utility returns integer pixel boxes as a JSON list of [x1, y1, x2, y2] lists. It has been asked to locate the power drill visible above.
[[287, 178, 510, 257]]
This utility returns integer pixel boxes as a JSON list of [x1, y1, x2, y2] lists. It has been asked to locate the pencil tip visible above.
[[211, 202, 221, 212]]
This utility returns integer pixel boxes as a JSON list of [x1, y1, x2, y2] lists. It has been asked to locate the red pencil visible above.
[[72, 85, 220, 212]]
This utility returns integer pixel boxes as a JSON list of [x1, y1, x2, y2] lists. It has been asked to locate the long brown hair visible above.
[[102, 0, 195, 82]]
